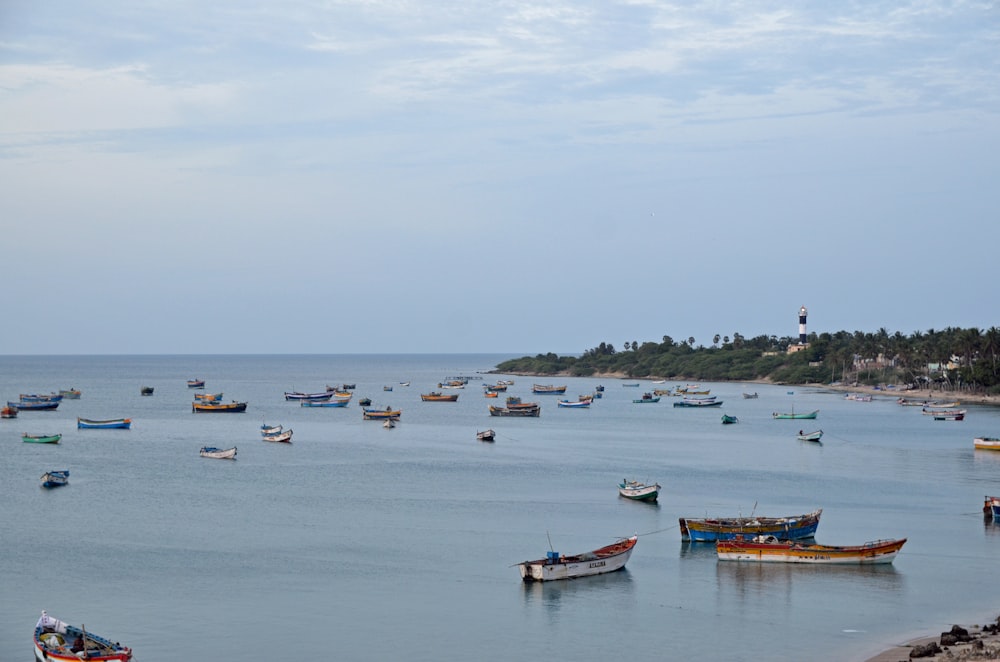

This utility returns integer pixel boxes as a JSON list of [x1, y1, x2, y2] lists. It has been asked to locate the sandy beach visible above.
[[864, 619, 1000, 661], [821, 382, 1000, 407]]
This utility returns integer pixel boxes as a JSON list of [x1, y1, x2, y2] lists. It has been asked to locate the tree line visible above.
[[494, 326, 1000, 394]]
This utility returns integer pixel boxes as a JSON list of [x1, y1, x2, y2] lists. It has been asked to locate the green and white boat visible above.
[[23, 433, 62, 444]]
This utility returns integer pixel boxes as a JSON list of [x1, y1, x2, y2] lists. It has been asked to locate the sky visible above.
[[1, 1, 998, 355]]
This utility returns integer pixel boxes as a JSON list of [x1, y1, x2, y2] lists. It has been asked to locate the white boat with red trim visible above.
[[517, 535, 637, 582]]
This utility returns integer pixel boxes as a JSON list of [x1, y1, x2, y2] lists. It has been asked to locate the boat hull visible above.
[[363, 409, 401, 420], [41, 470, 69, 487], [77, 418, 132, 429], [975, 437, 1000, 451], [34, 616, 132, 661], [200, 446, 237, 459], [192, 402, 247, 412], [262, 430, 293, 443], [772, 410, 819, 419], [797, 430, 823, 442], [716, 538, 906, 564], [489, 405, 540, 417], [619, 482, 660, 501], [301, 399, 349, 407], [10, 401, 59, 411], [518, 536, 637, 582], [24, 434, 62, 443], [679, 509, 822, 542]]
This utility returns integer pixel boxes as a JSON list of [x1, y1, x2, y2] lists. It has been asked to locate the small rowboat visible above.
[[200, 446, 237, 459], [261, 423, 282, 435], [363, 408, 401, 420], [58, 388, 82, 399], [77, 417, 131, 429], [772, 410, 819, 420], [619, 479, 660, 502], [192, 401, 247, 413], [633, 394, 660, 403], [420, 392, 459, 402], [922, 408, 966, 421], [517, 535, 638, 582], [23, 433, 62, 444], [476, 429, 495, 442], [558, 399, 591, 408], [974, 437, 1000, 451], [34, 611, 132, 661], [301, 399, 350, 407], [187, 379, 206, 388], [721, 414, 739, 424], [140, 386, 154, 396], [20, 393, 62, 402], [40, 470, 70, 488], [9, 400, 59, 411], [284, 391, 333, 401], [797, 429, 823, 442], [262, 429, 293, 443], [716, 535, 907, 565], [1, 405, 18, 418]]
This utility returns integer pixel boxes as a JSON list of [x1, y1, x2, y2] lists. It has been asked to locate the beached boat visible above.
[[477, 429, 495, 442], [284, 391, 333, 401], [772, 410, 819, 420], [187, 379, 205, 388], [721, 414, 739, 424], [1, 405, 18, 418], [192, 401, 247, 413], [421, 391, 459, 402], [59, 388, 82, 399], [40, 470, 70, 488], [922, 408, 966, 420], [262, 429, 293, 443], [140, 386, 154, 396], [77, 417, 132, 429], [489, 404, 540, 417], [23, 433, 62, 443], [633, 393, 660, 403], [618, 479, 660, 502], [200, 446, 237, 459], [674, 398, 723, 407], [517, 535, 638, 582], [9, 400, 59, 411], [974, 437, 1000, 451], [193, 392, 223, 402], [363, 408, 401, 420], [532, 384, 567, 394], [742, 392, 759, 399], [34, 611, 132, 661], [558, 399, 591, 408], [717, 535, 906, 564], [301, 399, 350, 407], [797, 429, 823, 442], [679, 509, 822, 542]]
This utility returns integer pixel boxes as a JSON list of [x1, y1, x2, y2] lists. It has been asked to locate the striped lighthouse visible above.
[[798, 306, 808, 345]]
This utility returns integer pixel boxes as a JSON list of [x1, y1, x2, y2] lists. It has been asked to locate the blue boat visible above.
[[40, 470, 69, 488], [77, 417, 132, 429], [679, 509, 822, 542], [8, 400, 59, 411], [301, 399, 350, 407]]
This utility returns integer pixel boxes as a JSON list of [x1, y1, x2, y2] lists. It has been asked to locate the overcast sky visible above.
[[1, 1, 997, 355]]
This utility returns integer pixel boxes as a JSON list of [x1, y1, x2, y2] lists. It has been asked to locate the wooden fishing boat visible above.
[[518, 535, 637, 582], [9, 400, 59, 411], [284, 391, 333, 401], [484, 391, 498, 398], [1, 405, 18, 418], [20, 393, 63, 402], [34, 611, 132, 661], [261, 423, 282, 435], [674, 398, 723, 407], [505, 396, 540, 409], [489, 404, 540, 417], [772, 410, 819, 420], [532, 384, 567, 394], [383, 385, 393, 391], [984, 496, 1000, 520], [633, 393, 660, 403], [921, 401, 960, 409], [652, 388, 675, 396], [421, 391, 459, 402], [974, 437, 1000, 451], [922, 407, 966, 420], [716, 535, 906, 565], [622, 382, 640, 388], [797, 429, 823, 442], [618, 479, 660, 502], [742, 392, 759, 399], [187, 379, 205, 388], [23, 433, 62, 443], [199, 446, 237, 459], [58, 388, 82, 399], [363, 408, 401, 420], [301, 399, 350, 407], [262, 429, 293, 443], [844, 393, 872, 402], [477, 429, 495, 442], [679, 509, 822, 542], [358, 397, 372, 407], [192, 401, 247, 413], [40, 470, 70, 488], [558, 399, 591, 408], [140, 386, 154, 396], [721, 414, 739, 424], [193, 392, 223, 402], [77, 417, 132, 429]]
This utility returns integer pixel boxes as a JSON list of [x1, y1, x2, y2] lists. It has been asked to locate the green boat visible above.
[[23, 433, 62, 444], [772, 410, 819, 420], [721, 414, 739, 424]]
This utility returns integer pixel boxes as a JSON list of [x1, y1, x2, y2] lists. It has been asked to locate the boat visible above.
[[383, 385, 393, 391], [34, 610, 132, 661], [622, 382, 640, 388], [517, 535, 638, 582], [399, 381, 410, 387], [77, 417, 132, 429], [301, 399, 350, 407], [489, 404, 540, 417], [358, 397, 372, 407], [532, 384, 567, 394], [921, 401, 960, 409], [484, 391, 498, 398], [58, 388, 82, 399], [199, 446, 237, 459], [1, 405, 18, 418], [797, 429, 823, 442], [772, 410, 819, 420], [974, 437, 1000, 451], [679, 508, 822, 542], [23, 433, 62, 443], [363, 407, 401, 420], [505, 396, 540, 409], [140, 386, 154, 396], [421, 391, 459, 402], [652, 388, 675, 396], [844, 393, 873, 402], [40, 470, 70, 488], [477, 429, 495, 442], [633, 393, 660, 403], [262, 429, 293, 443], [193, 392, 223, 402], [673, 398, 723, 407], [922, 407, 966, 421], [192, 401, 248, 413], [187, 379, 205, 388], [721, 414, 739, 424], [261, 423, 282, 435], [716, 535, 907, 564], [742, 392, 759, 399], [984, 496, 1000, 520], [20, 393, 63, 402], [383, 418, 396, 428], [284, 391, 333, 401], [9, 400, 59, 411], [618, 479, 660, 502], [557, 399, 591, 408], [897, 397, 933, 406]]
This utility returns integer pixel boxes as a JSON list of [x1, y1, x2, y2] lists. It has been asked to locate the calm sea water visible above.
[[2, 354, 998, 661]]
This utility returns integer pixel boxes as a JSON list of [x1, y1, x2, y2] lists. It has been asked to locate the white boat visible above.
[[618, 479, 660, 502], [797, 430, 823, 442], [261, 423, 282, 435], [34, 611, 133, 661], [974, 437, 1000, 451], [262, 429, 293, 443], [199, 446, 237, 459], [517, 535, 637, 582]]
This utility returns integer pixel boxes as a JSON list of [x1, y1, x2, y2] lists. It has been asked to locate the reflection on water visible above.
[[521, 568, 636, 611], [678, 541, 720, 560], [715, 559, 904, 603]]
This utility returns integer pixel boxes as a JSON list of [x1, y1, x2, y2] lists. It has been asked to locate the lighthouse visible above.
[[798, 306, 808, 345]]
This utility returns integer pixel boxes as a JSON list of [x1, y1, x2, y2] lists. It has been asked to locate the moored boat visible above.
[[363, 407, 401, 420], [284, 391, 333, 401], [77, 417, 132, 429], [20, 393, 63, 402], [192, 401, 247, 413], [9, 400, 59, 411], [772, 410, 819, 420], [421, 391, 459, 402], [187, 379, 205, 388], [193, 392, 223, 402], [922, 407, 966, 420], [721, 414, 739, 424], [262, 429, 293, 443], [716, 535, 906, 565], [200, 446, 237, 459], [34, 611, 132, 661], [974, 437, 1000, 451], [489, 404, 540, 417], [477, 429, 495, 442], [517, 535, 637, 582], [261, 423, 282, 435], [633, 393, 660, 403], [679, 508, 822, 542], [532, 384, 567, 394], [58, 388, 82, 399], [23, 433, 62, 443], [742, 392, 759, 399], [674, 398, 723, 407], [985, 496, 1000, 520], [301, 399, 350, 407], [618, 479, 660, 502], [557, 399, 591, 408], [140, 386, 154, 396], [797, 429, 823, 442], [40, 470, 70, 488], [1, 405, 18, 418]]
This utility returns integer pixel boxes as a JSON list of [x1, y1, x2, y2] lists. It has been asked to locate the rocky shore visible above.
[[866, 619, 1000, 661]]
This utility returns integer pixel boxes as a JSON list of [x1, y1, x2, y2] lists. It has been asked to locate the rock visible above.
[[910, 641, 942, 658], [940, 625, 973, 645]]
